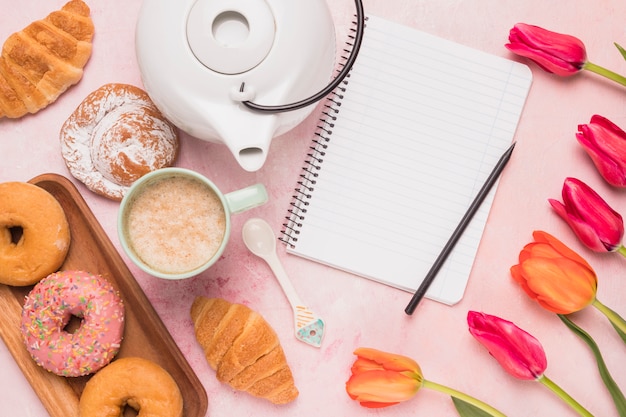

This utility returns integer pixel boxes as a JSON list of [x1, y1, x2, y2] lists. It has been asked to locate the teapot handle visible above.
[[240, 0, 366, 114]]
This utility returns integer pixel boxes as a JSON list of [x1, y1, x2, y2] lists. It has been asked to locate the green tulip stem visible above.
[[592, 298, 626, 335], [583, 61, 626, 87], [538, 375, 594, 417], [422, 379, 507, 417], [617, 245, 626, 258]]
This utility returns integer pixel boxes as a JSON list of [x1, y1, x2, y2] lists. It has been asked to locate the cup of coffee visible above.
[[118, 167, 267, 279]]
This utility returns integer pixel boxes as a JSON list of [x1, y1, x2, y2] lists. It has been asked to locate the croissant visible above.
[[190, 297, 299, 404], [0, 0, 94, 118]]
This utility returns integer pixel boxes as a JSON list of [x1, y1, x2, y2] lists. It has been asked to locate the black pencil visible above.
[[404, 142, 516, 315]]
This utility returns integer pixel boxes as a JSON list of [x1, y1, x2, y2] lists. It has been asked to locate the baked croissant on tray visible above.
[[191, 297, 299, 404], [0, 0, 94, 118]]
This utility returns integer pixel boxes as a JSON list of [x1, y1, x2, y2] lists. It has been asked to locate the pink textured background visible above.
[[1, 1, 625, 416]]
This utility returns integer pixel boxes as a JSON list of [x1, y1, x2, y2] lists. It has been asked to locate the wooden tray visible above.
[[0, 173, 208, 417]]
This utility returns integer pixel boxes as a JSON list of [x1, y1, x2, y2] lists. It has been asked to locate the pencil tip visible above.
[[505, 142, 516, 157]]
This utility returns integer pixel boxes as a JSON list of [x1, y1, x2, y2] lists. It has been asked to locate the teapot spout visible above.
[[236, 146, 268, 172], [217, 111, 278, 172]]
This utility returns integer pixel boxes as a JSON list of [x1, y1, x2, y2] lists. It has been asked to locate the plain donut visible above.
[[0, 182, 70, 286], [79, 357, 183, 417]]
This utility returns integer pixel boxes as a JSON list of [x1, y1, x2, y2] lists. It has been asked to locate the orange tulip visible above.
[[510, 231, 597, 314], [345, 347, 507, 416], [346, 347, 422, 408], [346, 347, 505, 417]]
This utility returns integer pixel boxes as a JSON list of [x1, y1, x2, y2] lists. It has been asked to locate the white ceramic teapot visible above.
[[136, 0, 344, 172]]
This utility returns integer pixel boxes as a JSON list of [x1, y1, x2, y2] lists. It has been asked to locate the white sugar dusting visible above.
[[60, 84, 178, 200]]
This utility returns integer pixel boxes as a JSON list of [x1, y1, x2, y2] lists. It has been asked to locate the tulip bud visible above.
[[506, 23, 586, 76], [510, 231, 597, 314], [346, 347, 422, 408], [577, 115, 626, 187], [468, 312, 595, 416], [346, 347, 509, 416], [549, 177, 624, 252], [467, 311, 547, 380]]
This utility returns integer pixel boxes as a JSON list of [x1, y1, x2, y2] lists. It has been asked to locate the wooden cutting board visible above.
[[0, 173, 208, 417]]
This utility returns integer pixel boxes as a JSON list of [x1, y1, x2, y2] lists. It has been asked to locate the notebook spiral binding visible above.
[[279, 19, 364, 248]]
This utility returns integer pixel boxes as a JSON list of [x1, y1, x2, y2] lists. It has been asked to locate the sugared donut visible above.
[[79, 357, 183, 417], [21, 270, 125, 377], [0, 182, 70, 286], [60, 83, 179, 201]]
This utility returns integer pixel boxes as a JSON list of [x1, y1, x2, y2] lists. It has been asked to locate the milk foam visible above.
[[126, 176, 226, 274]]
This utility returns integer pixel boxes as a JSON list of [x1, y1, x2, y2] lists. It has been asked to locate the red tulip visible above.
[[345, 347, 422, 408], [468, 312, 595, 416], [549, 177, 624, 252], [506, 23, 586, 76], [467, 311, 547, 380], [510, 231, 597, 314], [577, 115, 626, 187]]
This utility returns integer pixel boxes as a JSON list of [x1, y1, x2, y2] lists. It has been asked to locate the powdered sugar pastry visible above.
[[60, 83, 179, 200]]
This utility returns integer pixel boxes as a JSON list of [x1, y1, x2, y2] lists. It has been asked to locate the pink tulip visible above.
[[549, 177, 624, 252], [467, 311, 547, 380], [506, 23, 586, 76], [468, 312, 596, 416], [577, 115, 626, 187]]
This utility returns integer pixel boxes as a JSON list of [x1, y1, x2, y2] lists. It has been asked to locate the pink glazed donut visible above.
[[20, 270, 125, 377]]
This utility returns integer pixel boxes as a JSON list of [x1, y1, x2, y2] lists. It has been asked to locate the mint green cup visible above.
[[118, 167, 267, 279]]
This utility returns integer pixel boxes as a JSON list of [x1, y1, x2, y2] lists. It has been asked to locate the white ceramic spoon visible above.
[[242, 218, 325, 348]]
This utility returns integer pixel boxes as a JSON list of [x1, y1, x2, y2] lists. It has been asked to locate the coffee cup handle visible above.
[[224, 183, 268, 214]]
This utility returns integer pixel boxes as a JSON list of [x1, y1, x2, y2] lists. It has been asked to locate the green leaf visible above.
[[452, 397, 497, 417], [615, 43, 626, 62], [558, 314, 626, 417]]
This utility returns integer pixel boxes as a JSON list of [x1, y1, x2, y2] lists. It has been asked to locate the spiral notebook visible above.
[[280, 15, 532, 305]]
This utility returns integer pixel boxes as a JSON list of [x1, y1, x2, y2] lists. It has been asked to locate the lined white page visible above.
[[284, 15, 532, 305]]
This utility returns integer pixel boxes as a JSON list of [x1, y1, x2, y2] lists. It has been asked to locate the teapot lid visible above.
[[186, 0, 275, 75]]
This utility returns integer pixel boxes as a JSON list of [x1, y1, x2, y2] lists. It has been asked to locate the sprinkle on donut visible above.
[[20, 270, 125, 377]]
